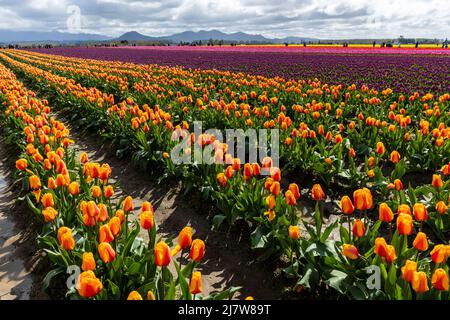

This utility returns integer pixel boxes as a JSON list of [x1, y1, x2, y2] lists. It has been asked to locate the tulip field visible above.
[[0, 46, 449, 300]]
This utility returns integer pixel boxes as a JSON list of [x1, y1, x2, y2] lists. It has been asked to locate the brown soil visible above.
[[0, 137, 46, 300]]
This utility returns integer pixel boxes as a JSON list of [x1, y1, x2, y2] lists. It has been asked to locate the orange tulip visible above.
[[401, 260, 417, 283], [376, 142, 385, 155], [48, 177, 57, 190], [80, 152, 89, 164], [68, 182, 80, 196], [42, 207, 58, 222], [115, 209, 124, 224], [352, 219, 365, 238], [77, 271, 103, 298], [81, 252, 96, 271], [397, 213, 413, 235], [436, 201, 448, 215], [265, 195, 276, 210], [311, 184, 325, 201], [432, 174, 443, 189], [270, 167, 281, 182], [251, 163, 261, 176], [285, 190, 296, 206], [57, 227, 75, 251], [91, 185, 102, 198], [41, 193, 54, 208], [397, 204, 411, 216], [413, 232, 428, 251], [154, 242, 171, 267], [431, 245, 450, 264], [390, 150, 401, 163], [108, 217, 121, 236], [289, 225, 300, 239], [139, 211, 154, 230], [123, 196, 133, 212], [353, 188, 373, 210], [378, 203, 394, 222], [189, 271, 202, 294], [29, 175, 41, 190], [413, 203, 428, 221], [412, 271, 429, 293], [99, 225, 114, 243], [98, 242, 116, 263], [178, 227, 193, 249], [270, 181, 280, 195], [374, 237, 397, 263], [15, 158, 27, 171], [340, 196, 354, 215], [393, 179, 403, 191], [243, 163, 253, 181], [190, 239, 205, 262], [99, 164, 112, 181], [432, 268, 449, 291], [127, 291, 143, 300], [288, 183, 300, 199], [97, 204, 109, 223], [342, 244, 359, 260], [104, 185, 114, 198], [216, 173, 228, 188], [147, 291, 156, 300]]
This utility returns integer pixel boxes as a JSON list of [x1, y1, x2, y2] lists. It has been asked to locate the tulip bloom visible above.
[[413, 203, 428, 221], [243, 163, 253, 181], [376, 142, 385, 155], [412, 271, 429, 293], [42, 207, 58, 222], [397, 204, 411, 216], [378, 203, 394, 222], [98, 242, 116, 263], [285, 190, 296, 206], [436, 201, 448, 215], [340, 196, 354, 215], [82, 252, 96, 271], [270, 167, 281, 182], [147, 291, 156, 300], [342, 244, 359, 260], [390, 150, 401, 163], [432, 174, 443, 189], [352, 219, 365, 238], [15, 158, 27, 171], [190, 239, 205, 262], [77, 271, 103, 298], [432, 268, 449, 291], [178, 227, 193, 249], [139, 210, 154, 230], [68, 182, 80, 196], [288, 225, 300, 239], [104, 185, 114, 198], [393, 179, 403, 191], [189, 271, 202, 295], [413, 232, 428, 251], [154, 242, 171, 267], [401, 260, 417, 283], [29, 175, 41, 190], [265, 195, 276, 210], [288, 183, 300, 199], [374, 237, 397, 263], [311, 184, 325, 201], [270, 181, 280, 195], [431, 245, 450, 264], [41, 193, 54, 208], [123, 196, 134, 212], [91, 185, 102, 198], [108, 217, 122, 236], [127, 291, 143, 300], [397, 213, 413, 235], [216, 173, 228, 188], [57, 227, 75, 251], [353, 188, 373, 210]]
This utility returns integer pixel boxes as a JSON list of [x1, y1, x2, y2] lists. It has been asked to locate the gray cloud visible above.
[[0, 0, 448, 39]]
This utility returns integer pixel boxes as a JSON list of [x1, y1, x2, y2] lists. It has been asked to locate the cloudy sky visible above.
[[0, 0, 448, 39]]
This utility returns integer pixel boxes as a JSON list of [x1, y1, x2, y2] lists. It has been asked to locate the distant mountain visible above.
[[0, 30, 110, 43], [116, 30, 318, 44], [116, 31, 157, 42]]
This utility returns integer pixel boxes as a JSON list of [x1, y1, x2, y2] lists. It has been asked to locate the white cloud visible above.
[[0, 0, 448, 39]]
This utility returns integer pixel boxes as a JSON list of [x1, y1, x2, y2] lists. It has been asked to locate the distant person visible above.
[[415, 41, 419, 48], [372, 41, 376, 48]]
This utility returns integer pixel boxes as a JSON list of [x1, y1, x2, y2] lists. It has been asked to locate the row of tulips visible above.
[[2, 51, 450, 299], [0, 61, 240, 300], [3, 49, 450, 188]]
